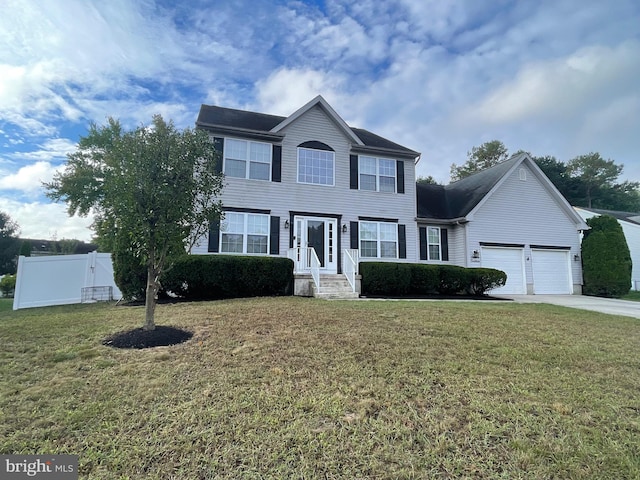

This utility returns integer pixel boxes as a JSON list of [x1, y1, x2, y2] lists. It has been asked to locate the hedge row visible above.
[[360, 262, 506, 296], [161, 255, 294, 300]]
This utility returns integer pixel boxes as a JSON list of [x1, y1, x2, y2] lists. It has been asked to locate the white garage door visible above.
[[481, 247, 526, 294], [531, 249, 572, 294]]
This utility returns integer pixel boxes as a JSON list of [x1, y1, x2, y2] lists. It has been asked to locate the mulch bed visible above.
[[102, 326, 193, 349]]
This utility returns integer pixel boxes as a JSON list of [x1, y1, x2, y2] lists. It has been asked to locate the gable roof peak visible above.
[[270, 96, 364, 145]]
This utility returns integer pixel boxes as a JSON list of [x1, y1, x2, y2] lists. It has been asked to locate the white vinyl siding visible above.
[[466, 162, 583, 292], [297, 147, 334, 186], [220, 212, 269, 254], [360, 222, 398, 258], [192, 104, 418, 263], [224, 138, 271, 181], [359, 156, 395, 192]]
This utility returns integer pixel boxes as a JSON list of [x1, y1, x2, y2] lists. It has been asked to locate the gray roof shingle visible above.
[[417, 153, 526, 220], [196, 104, 418, 155]]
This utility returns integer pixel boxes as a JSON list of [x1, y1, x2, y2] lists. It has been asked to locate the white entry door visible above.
[[294, 216, 338, 274]]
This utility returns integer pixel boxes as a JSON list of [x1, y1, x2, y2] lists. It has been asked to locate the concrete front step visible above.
[[313, 275, 359, 299]]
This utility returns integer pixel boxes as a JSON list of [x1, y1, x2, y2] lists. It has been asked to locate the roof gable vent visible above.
[[519, 168, 527, 181]]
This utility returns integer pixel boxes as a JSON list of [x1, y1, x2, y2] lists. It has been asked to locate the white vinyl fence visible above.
[[13, 252, 122, 310]]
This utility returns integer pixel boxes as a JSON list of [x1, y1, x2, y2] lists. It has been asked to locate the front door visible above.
[[294, 216, 337, 273]]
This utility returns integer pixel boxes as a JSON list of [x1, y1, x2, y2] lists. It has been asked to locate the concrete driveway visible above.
[[501, 295, 640, 319]]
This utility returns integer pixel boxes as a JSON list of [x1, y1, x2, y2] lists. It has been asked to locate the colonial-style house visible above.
[[191, 96, 588, 297]]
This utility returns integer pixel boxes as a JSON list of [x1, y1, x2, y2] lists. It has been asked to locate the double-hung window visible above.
[[359, 222, 398, 258], [225, 138, 271, 180], [220, 212, 269, 254], [427, 226, 441, 261], [298, 147, 334, 186], [359, 156, 396, 192]]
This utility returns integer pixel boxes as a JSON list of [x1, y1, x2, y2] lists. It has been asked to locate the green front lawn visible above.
[[1, 298, 639, 479], [622, 290, 640, 302], [0, 297, 13, 313]]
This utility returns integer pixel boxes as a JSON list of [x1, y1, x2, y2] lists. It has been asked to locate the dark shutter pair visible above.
[[213, 137, 281, 182], [208, 216, 280, 255], [350, 155, 405, 193], [419, 227, 448, 261], [350, 221, 407, 259]]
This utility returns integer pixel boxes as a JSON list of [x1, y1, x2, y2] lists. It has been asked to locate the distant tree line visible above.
[[0, 211, 96, 275], [441, 140, 640, 212]]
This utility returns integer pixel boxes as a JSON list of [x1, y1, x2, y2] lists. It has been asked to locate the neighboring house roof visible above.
[[196, 96, 420, 159], [574, 207, 640, 226], [417, 153, 589, 229]]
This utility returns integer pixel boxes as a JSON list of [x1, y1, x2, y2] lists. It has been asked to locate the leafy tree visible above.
[[46, 115, 224, 330], [416, 176, 441, 186], [450, 140, 509, 181], [534, 155, 584, 205], [581, 215, 631, 298], [0, 274, 16, 297], [566, 153, 624, 208], [0, 212, 20, 275], [19, 241, 31, 257]]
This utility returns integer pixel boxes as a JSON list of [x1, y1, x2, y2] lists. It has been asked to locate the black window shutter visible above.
[[350, 221, 359, 249], [270, 216, 280, 254], [350, 155, 358, 189], [441, 228, 449, 261], [419, 227, 427, 260], [396, 160, 405, 194], [208, 218, 221, 253], [272, 145, 282, 182], [213, 137, 224, 174], [398, 224, 406, 259]]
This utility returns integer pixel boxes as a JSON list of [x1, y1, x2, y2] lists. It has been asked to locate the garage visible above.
[[531, 248, 572, 294], [481, 246, 526, 294]]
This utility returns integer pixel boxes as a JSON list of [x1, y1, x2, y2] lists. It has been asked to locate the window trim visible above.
[[359, 221, 399, 259], [223, 137, 272, 181], [297, 147, 335, 186], [358, 155, 396, 193], [220, 211, 270, 255]]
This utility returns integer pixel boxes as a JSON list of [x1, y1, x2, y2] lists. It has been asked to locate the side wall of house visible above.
[[192, 105, 418, 264], [466, 163, 584, 292]]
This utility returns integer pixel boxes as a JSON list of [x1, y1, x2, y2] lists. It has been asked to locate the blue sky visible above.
[[1, 0, 639, 242]]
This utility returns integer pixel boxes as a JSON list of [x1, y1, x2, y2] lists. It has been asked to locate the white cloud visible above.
[[0, 197, 94, 242], [463, 41, 640, 125], [0, 161, 59, 197], [255, 68, 347, 116]]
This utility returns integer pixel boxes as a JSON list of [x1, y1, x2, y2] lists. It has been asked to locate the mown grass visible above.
[[622, 290, 640, 302], [1, 297, 639, 479], [0, 297, 13, 313]]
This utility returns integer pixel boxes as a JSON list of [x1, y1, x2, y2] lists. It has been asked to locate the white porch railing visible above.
[[287, 247, 321, 292], [343, 248, 359, 292]]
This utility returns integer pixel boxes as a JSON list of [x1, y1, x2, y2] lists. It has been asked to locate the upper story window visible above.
[[224, 138, 271, 181], [297, 145, 335, 186], [359, 221, 398, 258], [359, 156, 396, 192], [220, 212, 269, 254]]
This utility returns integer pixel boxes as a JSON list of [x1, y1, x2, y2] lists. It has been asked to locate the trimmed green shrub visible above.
[[360, 262, 506, 297], [161, 255, 293, 300], [466, 268, 507, 295], [582, 215, 631, 298], [112, 249, 147, 301], [0, 274, 16, 297]]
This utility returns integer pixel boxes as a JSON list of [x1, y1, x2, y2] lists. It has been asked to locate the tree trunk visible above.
[[143, 265, 158, 331]]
